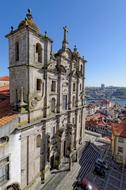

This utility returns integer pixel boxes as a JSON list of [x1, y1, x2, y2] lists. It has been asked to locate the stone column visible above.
[[71, 125, 76, 150], [57, 58, 62, 113], [81, 107, 86, 143], [59, 129, 66, 167], [40, 125, 46, 183]]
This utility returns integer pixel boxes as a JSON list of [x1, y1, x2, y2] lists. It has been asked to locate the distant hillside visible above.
[[112, 88, 126, 99]]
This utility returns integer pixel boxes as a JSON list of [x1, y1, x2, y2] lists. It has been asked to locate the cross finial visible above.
[[63, 26, 68, 33]]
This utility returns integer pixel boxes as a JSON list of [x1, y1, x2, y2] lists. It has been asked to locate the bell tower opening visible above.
[[36, 43, 42, 63]]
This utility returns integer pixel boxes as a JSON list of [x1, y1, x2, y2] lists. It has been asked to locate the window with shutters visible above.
[[0, 157, 9, 185]]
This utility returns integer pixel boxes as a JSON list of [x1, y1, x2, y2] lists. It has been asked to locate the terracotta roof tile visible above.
[[0, 76, 9, 81], [0, 86, 9, 96], [112, 120, 126, 138], [0, 98, 17, 127]]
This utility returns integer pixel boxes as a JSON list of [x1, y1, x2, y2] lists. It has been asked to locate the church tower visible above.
[[6, 9, 52, 121]]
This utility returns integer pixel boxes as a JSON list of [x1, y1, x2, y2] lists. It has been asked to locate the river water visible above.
[[114, 99, 126, 107]]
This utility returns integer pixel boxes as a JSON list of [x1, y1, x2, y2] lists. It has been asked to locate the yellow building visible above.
[[112, 120, 126, 165]]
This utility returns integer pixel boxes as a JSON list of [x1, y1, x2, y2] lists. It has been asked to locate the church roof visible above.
[[18, 9, 40, 33], [0, 86, 18, 127], [0, 86, 9, 96]]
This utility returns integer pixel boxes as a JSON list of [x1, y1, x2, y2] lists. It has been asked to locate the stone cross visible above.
[[62, 26, 69, 49]]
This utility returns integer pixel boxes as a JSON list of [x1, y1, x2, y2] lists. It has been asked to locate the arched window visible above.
[[72, 96, 75, 107], [36, 43, 42, 63], [15, 42, 19, 61], [36, 135, 41, 148], [51, 98, 56, 113]]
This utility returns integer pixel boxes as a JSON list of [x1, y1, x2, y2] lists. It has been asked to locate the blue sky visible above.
[[0, 0, 126, 87]]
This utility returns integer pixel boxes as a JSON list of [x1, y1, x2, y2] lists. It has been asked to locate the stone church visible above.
[[1, 9, 86, 190]]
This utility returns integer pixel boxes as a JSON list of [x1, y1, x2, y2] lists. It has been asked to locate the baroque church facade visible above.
[[2, 9, 86, 190]]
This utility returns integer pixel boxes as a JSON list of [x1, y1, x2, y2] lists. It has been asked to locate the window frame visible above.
[[36, 43, 42, 63], [36, 135, 41, 148], [51, 81, 56, 92], [63, 95, 67, 110], [51, 98, 56, 113], [36, 79, 42, 91], [72, 96, 75, 107], [73, 83, 76, 92], [118, 146, 123, 153], [118, 137, 124, 143], [0, 157, 9, 185]]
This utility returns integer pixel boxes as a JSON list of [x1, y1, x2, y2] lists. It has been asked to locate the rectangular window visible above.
[[118, 137, 124, 143], [63, 95, 67, 110], [72, 117, 75, 124], [73, 83, 76, 92], [118, 146, 123, 153], [51, 81, 56, 92], [15, 42, 19, 61], [0, 157, 9, 185], [36, 79, 41, 91]]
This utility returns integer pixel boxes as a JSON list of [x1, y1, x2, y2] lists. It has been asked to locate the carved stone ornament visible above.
[[48, 61, 57, 71], [56, 64, 66, 73], [62, 82, 68, 88], [35, 95, 42, 101], [29, 93, 43, 109], [31, 98, 37, 108]]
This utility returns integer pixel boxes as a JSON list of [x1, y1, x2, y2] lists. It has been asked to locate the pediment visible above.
[[61, 49, 72, 59]]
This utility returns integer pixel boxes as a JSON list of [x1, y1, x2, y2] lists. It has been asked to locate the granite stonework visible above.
[[2, 9, 87, 190]]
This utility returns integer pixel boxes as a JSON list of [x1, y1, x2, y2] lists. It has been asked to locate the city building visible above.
[[86, 113, 111, 136], [0, 9, 86, 190], [112, 119, 126, 165], [101, 83, 105, 90], [0, 76, 9, 87]]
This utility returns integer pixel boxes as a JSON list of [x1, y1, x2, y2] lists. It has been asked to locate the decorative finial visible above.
[[11, 26, 14, 32], [44, 31, 47, 37], [18, 87, 27, 113], [62, 26, 68, 49], [74, 45, 77, 52], [26, 8, 32, 20]]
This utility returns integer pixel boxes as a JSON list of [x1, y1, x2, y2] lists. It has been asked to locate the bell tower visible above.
[[6, 9, 52, 120]]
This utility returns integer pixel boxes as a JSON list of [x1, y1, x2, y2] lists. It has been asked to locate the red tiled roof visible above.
[[86, 113, 105, 121], [97, 121, 106, 127], [0, 86, 9, 96], [112, 120, 126, 138], [0, 98, 17, 127], [0, 76, 9, 81]]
